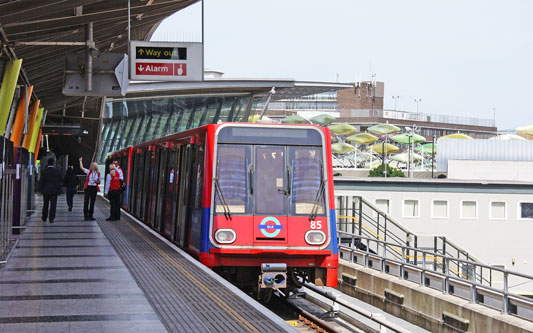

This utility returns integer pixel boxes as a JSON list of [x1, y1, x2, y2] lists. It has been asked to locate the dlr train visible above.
[[107, 123, 338, 299]]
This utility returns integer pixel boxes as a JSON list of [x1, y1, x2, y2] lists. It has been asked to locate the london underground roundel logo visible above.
[[258, 217, 283, 238]]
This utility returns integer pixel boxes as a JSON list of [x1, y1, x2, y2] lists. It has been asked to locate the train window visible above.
[[255, 146, 287, 215], [289, 146, 325, 216], [215, 145, 251, 214]]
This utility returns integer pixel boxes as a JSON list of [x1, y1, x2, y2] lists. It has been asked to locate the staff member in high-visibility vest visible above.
[[79, 157, 100, 221], [105, 163, 122, 221]]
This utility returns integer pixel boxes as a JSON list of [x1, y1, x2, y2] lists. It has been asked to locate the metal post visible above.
[[503, 272, 509, 314], [421, 252, 426, 286], [127, 0, 131, 42], [471, 264, 477, 303], [259, 87, 275, 120], [201, 0, 204, 81], [350, 236, 355, 263], [407, 134, 411, 177], [444, 257, 450, 294], [85, 22, 94, 92], [401, 247, 406, 279], [358, 197, 363, 236], [431, 135, 436, 178], [442, 238, 447, 273], [433, 236, 438, 271], [414, 235, 418, 265], [351, 198, 356, 235]]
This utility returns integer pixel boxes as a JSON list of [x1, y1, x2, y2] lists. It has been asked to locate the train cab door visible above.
[[140, 150, 151, 221], [133, 153, 144, 217], [253, 146, 288, 243], [163, 147, 179, 239], [147, 148, 161, 228], [154, 149, 168, 233], [174, 144, 193, 247]]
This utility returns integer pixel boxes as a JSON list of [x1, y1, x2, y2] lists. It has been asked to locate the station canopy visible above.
[[0, 0, 198, 125]]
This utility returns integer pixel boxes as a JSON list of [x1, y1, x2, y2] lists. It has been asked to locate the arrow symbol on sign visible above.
[[138, 65, 144, 71], [138, 49, 144, 55]]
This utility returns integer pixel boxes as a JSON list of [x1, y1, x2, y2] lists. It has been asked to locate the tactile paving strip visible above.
[[96, 205, 290, 333]]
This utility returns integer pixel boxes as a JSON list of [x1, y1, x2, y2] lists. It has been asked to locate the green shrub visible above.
[[369, 163, 405, 178]]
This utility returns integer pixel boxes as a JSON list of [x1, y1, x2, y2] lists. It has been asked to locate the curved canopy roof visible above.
[[0, 0, 197, 121]]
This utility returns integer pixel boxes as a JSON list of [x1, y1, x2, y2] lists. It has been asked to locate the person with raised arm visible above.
[[79, 157, 100, 221]]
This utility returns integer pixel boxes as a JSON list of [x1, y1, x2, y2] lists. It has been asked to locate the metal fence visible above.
[[338, 233, 533, 322], [340, 109, 496, 127], [335, 195, 489, 286], [0, 168, 15, 264]]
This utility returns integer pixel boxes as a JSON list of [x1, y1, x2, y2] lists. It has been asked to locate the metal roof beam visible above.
[[0, 0, 103, 25], [2, 0, 188, 33]]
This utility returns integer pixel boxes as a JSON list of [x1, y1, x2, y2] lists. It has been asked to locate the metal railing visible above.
[[0, 168, 15, 264], [340, 109, 496, 127], [336, 195, 489, 285], [338, 232, 533, 322]]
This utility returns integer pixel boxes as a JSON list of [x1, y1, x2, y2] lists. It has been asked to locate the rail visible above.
[[338, 232, 533, 321], [336, 195, 489, 285], [304, 283, 413, 333]]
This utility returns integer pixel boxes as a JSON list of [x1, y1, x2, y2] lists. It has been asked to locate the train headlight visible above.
[[215, 229, 236, 244], [305, 230, 326, 245]]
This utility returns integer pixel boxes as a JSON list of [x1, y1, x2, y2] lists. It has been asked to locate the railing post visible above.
[[433, 236, 438, 271], [406, 233, 411, 264], [382, 241, 387, 273], [421, 252, 426, 286], [471, 263, 477, 303], [350, 235, 355, 263], [365, 238, 370, 267], [351, 197, 356, 234], [503, 272, 509, 314], [400, 247, 406, 279], [442, 238, 447, 274], [358, 197, 363, 236], [414, 235, 418, 265], [444, 257, 450, 294]]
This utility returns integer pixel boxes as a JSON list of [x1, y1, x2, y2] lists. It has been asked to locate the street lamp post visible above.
[[414, 98, 422, 116], [392, 96, 399, 111]]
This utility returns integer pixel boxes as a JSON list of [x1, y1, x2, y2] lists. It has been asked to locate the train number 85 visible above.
[[310, 221, 322, 230]]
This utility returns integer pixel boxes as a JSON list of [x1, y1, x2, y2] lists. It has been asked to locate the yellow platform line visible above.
[[123, 221, 260, 333]]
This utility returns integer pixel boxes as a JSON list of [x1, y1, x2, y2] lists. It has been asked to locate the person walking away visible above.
[[105, 163, 121, 221], [79, 157, 100, 221], [39, 158, 62, 223], [63, 166, 78, 211]]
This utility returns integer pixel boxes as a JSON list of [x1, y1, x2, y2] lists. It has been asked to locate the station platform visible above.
[[0, 195, 294, 332]]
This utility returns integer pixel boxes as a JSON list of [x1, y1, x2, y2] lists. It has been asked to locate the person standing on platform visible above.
[[79, 157, 100, 221], [105, 163, 121, 221], [113, 160, 124, 181], [63, 166, 78, 212], [39, 158, 62, 223]]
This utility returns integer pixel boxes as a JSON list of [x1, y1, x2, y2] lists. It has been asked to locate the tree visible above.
[[369, 163, 405, 178]]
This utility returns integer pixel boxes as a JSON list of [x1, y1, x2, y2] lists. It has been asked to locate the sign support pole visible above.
[[201, 0, 204, 81]]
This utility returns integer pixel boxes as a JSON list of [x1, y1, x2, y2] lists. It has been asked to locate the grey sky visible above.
[[152, 0, 533, 130]]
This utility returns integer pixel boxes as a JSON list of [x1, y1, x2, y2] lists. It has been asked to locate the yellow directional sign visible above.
[[136, 46, 186, 60]]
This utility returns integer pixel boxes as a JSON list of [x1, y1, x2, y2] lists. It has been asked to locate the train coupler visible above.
[[259, 263, 287, 289]]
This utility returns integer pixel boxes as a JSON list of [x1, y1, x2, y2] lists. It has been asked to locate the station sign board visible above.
[[129, 41, 202, 81]]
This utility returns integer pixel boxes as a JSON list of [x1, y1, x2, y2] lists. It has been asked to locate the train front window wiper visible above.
[[214, 177, 232, 221], [308, 178, 325, 221]]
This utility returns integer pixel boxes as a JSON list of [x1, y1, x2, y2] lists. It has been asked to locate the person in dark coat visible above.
[[63, 166, 78, 212], [39, 158, 62, 223]]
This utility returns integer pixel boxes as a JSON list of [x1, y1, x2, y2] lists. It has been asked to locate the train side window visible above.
[[289, 146, 325, 216], [194, 145, 205, 209], [215, 144, 251, 214]]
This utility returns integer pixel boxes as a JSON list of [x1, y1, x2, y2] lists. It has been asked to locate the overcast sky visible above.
[[152, 0, 533, 130]]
